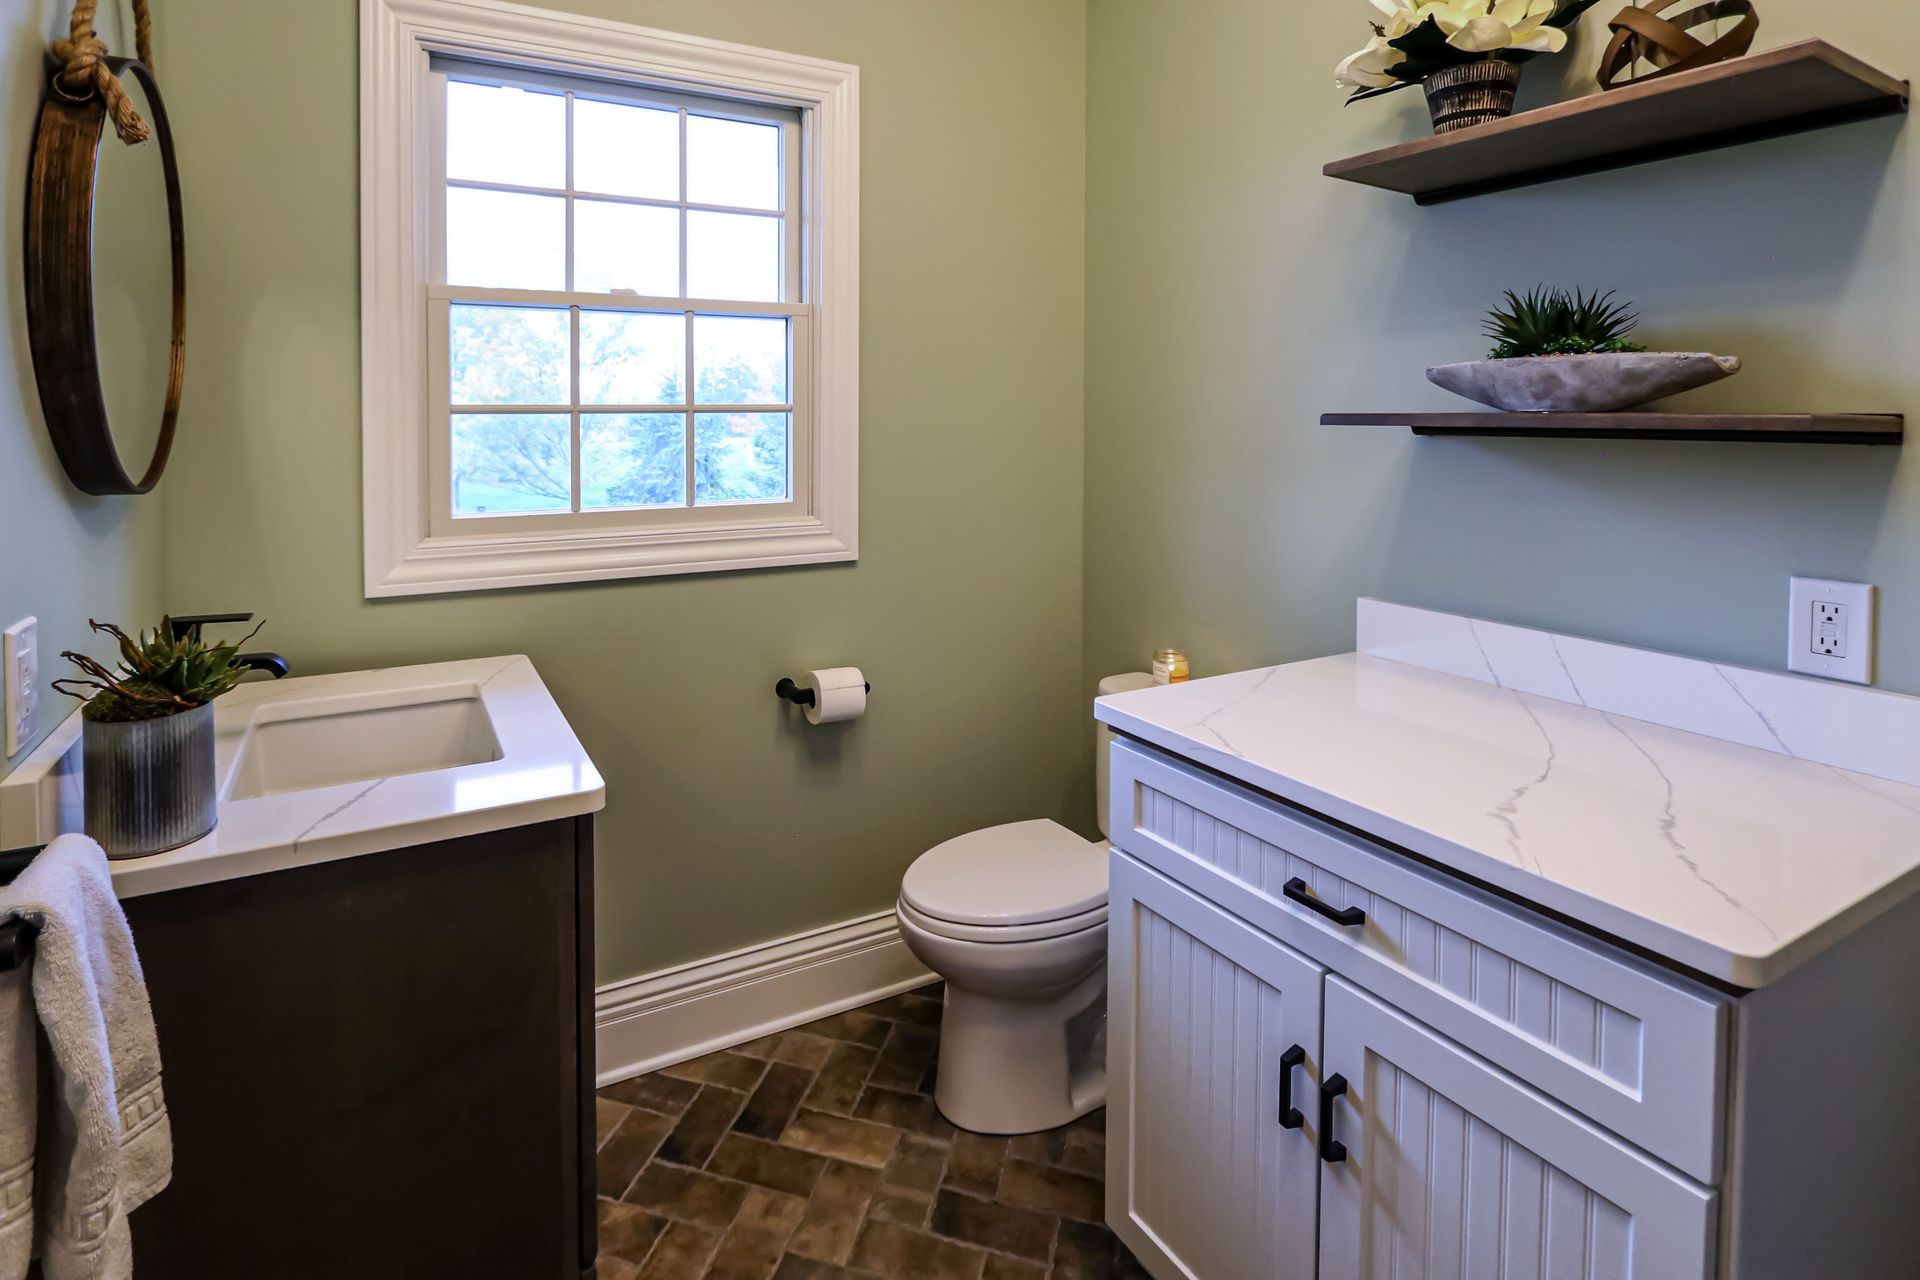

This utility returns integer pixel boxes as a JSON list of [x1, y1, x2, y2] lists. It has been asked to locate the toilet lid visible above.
[[902, 819, 1108, 928]]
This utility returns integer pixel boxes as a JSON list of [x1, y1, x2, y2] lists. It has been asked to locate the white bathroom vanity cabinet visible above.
[[1096, 602, 1920, 1280]]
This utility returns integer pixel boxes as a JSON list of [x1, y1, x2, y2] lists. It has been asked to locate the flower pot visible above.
[[1424, 61, 1524, 134], [1427, 352, 1744, 413], [82, 702, 217, 858]]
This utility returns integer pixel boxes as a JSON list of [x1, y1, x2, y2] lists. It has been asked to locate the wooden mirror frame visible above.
[[24, 56, 185, 496]]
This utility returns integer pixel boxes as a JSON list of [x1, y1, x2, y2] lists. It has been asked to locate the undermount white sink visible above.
[[226, 685, 504, 801]]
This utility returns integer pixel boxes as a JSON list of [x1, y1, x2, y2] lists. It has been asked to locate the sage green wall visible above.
[[154, 1, 1087, 981], [87, 0, 1905, 984], [0, 0, 163, 778], [1086, 2, 1920, 698]]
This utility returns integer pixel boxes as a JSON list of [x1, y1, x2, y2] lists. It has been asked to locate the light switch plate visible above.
[[1789, 578, 1875, 685], [4, 617, 37, 757]]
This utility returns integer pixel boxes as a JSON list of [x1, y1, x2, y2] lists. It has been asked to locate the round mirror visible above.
[[24, 58, 184, 496], [92, 68, 174, 477]]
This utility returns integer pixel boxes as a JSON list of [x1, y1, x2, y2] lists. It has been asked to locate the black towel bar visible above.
[[0, 920, 36, 974]]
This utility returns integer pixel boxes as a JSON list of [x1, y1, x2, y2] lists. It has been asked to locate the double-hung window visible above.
[[361, 0, 858, 596]]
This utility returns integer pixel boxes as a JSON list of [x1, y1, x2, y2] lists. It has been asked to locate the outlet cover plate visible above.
[[1789, 577, 1874, 685], [4, 617, 37, 757]]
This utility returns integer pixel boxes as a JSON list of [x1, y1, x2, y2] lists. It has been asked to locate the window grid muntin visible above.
[[433, 63, 803, 524], [677, 96, 691, 300], [439, 67, 792, 298]]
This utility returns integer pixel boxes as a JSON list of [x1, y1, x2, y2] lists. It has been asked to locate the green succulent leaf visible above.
[[55, 615, 267, 723], [1483, 286, 1646, 360]]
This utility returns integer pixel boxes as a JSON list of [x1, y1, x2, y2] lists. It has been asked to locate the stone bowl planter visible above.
[[1427, 352, 1743, 414]]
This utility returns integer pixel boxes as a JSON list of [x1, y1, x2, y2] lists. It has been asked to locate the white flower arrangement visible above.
[[1336, 0, 1599, 97]]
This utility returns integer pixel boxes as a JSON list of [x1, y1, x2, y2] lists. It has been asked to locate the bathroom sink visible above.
[[226, 685, 503, 800], [0, 654, 603, 898]]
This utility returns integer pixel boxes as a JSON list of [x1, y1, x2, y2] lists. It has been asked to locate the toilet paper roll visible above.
[[805, 667, 867, 726]]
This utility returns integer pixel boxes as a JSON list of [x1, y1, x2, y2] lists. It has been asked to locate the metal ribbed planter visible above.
[[83, 702, 217, 858], [1425, 60, 1524, 134]]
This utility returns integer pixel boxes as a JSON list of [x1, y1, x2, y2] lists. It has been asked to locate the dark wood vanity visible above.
[[121, 817, 597, 1279]]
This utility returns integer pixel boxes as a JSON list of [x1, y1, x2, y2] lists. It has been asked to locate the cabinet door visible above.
[[1319, 977, 1716, 1280], [123, 819, 589, 1279], [1107, 854, 1325, 1280]]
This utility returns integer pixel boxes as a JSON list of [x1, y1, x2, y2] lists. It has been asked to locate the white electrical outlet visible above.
[[3, 617, 38, 757], [1789, 578, 1875, 685]]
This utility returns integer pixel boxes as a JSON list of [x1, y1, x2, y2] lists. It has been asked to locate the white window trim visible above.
[[360, 0, 859, 598]]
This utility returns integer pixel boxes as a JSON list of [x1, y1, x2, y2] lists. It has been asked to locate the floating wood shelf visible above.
[[1324, 413, 1905, 444], [1325, 40, 1908, 205]]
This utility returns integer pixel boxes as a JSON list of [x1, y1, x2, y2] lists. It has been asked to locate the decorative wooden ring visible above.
[[1599, 0, 1761, 90], [24, 56, 185, 496]]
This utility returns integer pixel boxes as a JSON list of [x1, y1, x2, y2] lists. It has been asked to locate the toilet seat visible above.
[[901, 819, 1108, 932], [898, 895, 1107, 944]]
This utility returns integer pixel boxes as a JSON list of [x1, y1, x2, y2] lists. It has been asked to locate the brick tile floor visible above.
[[594, 986, 1147, 1279]]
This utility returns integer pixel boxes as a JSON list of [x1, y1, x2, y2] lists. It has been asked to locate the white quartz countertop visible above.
[[3, 656, 604, 898], [1096, 603, 1920, 988]]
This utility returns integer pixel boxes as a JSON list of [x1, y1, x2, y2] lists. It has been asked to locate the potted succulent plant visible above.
[[53, 617, 263, 857], [1337, 0, 1602, 133], [1428, 286, 1742, 413]]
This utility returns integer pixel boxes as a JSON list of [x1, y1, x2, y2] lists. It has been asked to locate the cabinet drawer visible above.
[[1108, 739, 1729, 1184]]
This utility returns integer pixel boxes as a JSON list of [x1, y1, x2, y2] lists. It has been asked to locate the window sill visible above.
[[365, 517, 856, 598]]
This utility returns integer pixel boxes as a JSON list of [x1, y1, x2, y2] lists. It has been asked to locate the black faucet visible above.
[[168, 613, 291, 679]]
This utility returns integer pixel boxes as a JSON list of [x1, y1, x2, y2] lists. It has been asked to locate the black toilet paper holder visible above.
[[775, 676, 871, 708]]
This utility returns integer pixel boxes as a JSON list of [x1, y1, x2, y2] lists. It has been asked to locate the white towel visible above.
[[0, 835, 171, 1280], [0, 963, 34, 1280]]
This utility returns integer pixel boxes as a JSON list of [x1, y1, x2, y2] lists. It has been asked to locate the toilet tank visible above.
[[1095, 673, 1157, 841]]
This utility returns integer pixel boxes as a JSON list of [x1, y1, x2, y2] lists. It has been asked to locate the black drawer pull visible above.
[[1318, 1073, 1349, 1164], [1277, 1044, 1306, 1129], [1284, 877, 1366, 928]]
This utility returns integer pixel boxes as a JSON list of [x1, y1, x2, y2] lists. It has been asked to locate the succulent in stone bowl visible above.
[[1428, 286, 1741, 414]]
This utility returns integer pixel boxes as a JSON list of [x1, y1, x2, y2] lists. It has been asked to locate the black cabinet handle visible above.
[[1277, 1044, 1306, 1129], [1284, 877, 1366, 928], [1318, 1074, 1349, 1163]]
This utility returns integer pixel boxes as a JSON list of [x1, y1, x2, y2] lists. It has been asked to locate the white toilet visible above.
[[896, 673, 1156, 1134]]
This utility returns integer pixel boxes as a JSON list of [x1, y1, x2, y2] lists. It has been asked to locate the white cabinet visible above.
[[1318, 977, 1716, 1280], [1108, 856, 1719, 1280], [1101, 689, 1920, 1278], [1107, 855, 1324, 1280], [1105, 738, 1730, 1280], [1107, 738, 1727, 1184]]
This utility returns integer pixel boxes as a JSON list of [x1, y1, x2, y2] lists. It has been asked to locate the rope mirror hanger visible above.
[[52, 0, 155, 143]]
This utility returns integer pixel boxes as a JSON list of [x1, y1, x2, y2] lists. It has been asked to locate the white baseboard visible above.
[[595, 909, 935, 1087]]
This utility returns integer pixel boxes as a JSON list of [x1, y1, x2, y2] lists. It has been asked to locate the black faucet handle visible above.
[[168, 613, 256, 642]]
